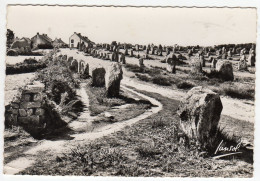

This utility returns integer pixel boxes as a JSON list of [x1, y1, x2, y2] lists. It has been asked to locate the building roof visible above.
[[73, 32, 95, 45], [53, 38, 67, 45], [21, 37, 31, 43], [32, 33, 52, 44]]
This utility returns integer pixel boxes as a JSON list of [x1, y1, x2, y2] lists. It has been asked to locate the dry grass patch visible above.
[[20, 89, 253, 177]]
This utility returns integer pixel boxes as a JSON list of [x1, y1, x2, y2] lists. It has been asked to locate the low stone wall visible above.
[[5, 81, 65, 138]]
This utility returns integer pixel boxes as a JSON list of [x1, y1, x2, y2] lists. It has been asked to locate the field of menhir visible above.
[[4, 29, 255, 177]]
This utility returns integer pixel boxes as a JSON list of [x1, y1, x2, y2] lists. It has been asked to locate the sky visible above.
[[6, 6, 257, 46]]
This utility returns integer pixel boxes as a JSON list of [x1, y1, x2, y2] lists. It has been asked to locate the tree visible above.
[[6, 29, 14, 48]]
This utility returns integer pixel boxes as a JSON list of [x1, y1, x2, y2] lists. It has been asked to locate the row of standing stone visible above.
[[56, 53, 123, 98]]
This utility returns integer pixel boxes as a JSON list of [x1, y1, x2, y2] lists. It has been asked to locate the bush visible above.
[[37, 44, 53, 49], [222, 86, 255, 100], [135, 73, 150, 82], [19, 51, 43, 56], [6, 63, 47, 75], [23, 58, 38, 64], [176, 81, 194, 89], [124, 64, 144, 73], [152, 76, 171, 86], [6, 49, 18, 56], [37, 59, 79, 105]]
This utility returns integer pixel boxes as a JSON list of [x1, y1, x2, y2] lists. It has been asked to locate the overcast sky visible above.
[[6, 6, 257, 46]]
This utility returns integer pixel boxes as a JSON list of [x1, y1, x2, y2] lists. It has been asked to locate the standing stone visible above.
[[68, 56, 73, 64], [120, 54, 126, 64], [166, 53, 177, 73], [247, 49, 255, 67], [105, 63, 123, 97], [79, 60, 85, 74], [199, 55, 205, 67], [139, 58, 144, 68], [211, 58, 218, 69], [111, 52, 119, 62], [151, 47, 155, 55], [238, 54, 248, 71], [70, 59, 79, 73], [130, 49, 134, 57], [240, 48, 246, 56], [187, 49, 193, 57], [82, 63, 89, 78], [166, 47, 171, 55], [146, 48, 149, 55], [62, 55, 67, 61], [124, 49, 128, 56], [190, 56, 202, 74], [177, 86, 223, 145], [222, 52, 227, 59], [216, 61, 234, 81], [91, 67, 106, 87]]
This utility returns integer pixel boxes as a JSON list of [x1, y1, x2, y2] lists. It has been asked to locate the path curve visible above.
[[4, 83, 163, 175]]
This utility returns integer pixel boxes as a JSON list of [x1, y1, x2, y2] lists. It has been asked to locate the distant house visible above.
[[31, 32, 53, 49], [21, 37, 31, 45], [69, 32, 94, 49], [6, 29, 15, 48], [52, 38, 68, 48]]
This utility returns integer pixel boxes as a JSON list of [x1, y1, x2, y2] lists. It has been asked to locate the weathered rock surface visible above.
[[91, 67, 106, 87], [105, 63, 123, 97], [216, 61, 234, 81], [120, 54, 126, 64], [70, 59, 79, 73], [190, 56, 202, 74], [211, 58, 218, 69], [177, 86, 223, 144], [166, 53, 177, 73]]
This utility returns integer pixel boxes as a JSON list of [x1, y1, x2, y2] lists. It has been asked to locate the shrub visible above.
[[176, 81, 194, 89], [222, 86, 255, 100], [37, 44, 54, 49], [152, 76, 171, 86], [23, 58, 38, 64], [124, 63, 144, 73], [6, 63, 46, 75], [37, 59, 79, 105], [6, 49, 18, 56], [135, 73, 150, 82], [19, 51, 43, 56]]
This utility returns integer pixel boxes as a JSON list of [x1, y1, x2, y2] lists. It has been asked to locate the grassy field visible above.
[[83, 79, 153, 124], [19, 88, 253, 177], [124, 63, 255, 100]]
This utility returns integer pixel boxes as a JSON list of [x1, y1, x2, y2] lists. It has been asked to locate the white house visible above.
[[69, 32, 94, 48]]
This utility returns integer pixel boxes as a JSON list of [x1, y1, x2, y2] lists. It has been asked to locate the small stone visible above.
[[21, 94, 31, 102], [11, 107, 18, 115], [27, 109, 34, 116], [11, 102, 19, 109], [20, 102, 41, 109], [19, 109, 27, 117], [18, 115, 40, 125], [35, 108, 45, 115], [33, 93, 42, 102]]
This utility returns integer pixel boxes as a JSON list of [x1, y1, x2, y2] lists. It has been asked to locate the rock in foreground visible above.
[[91, 67, 106, 87], [177, 86, 223, 145], [216, 61, 234, 81], [105, 62, 123, 97]]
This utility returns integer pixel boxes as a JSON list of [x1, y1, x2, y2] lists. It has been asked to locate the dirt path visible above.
[[4, 83, 163, 175], [58, 48, 255, 123], [122, 76, 254, 123]]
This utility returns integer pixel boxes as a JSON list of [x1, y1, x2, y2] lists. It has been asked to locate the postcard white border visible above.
[[0, 0, 259, 181]]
